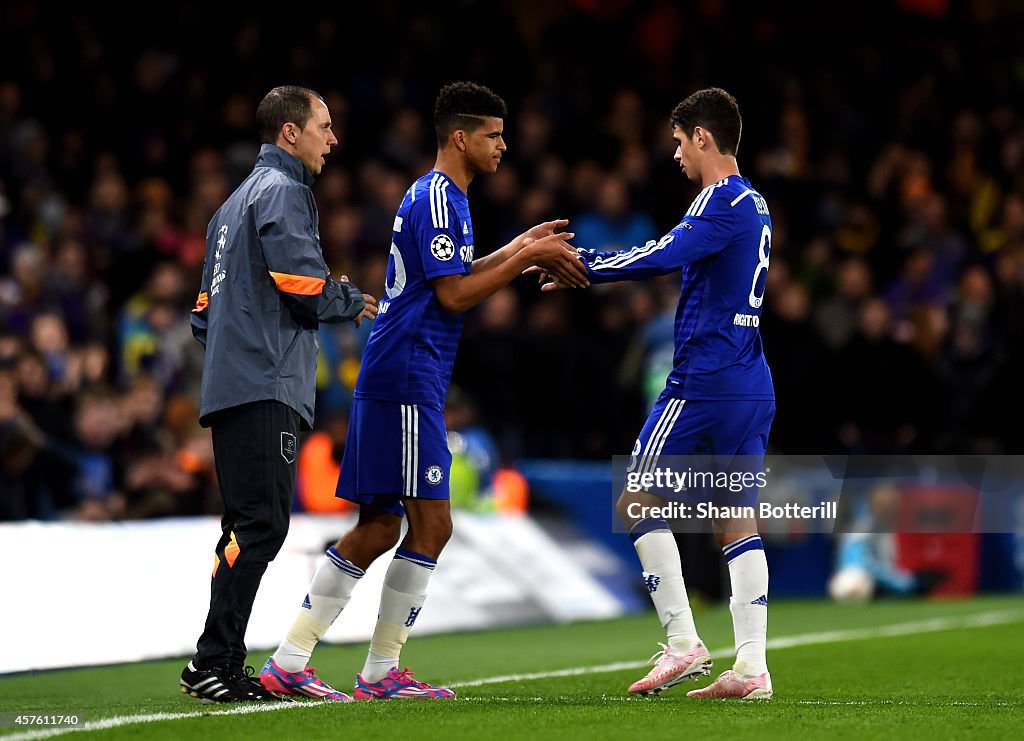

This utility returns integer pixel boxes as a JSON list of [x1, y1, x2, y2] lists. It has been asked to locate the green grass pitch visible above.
[[2, 595, 1022, 740]]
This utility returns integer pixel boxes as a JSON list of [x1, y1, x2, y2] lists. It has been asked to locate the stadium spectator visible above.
[[115, 260, 189, 390], [70, 386, 126, 521], [115, 374, 203, 519], [294, 408, 356, 515], [311, 317, 366, 422], [572, 172, 657, 253], [760, 280, 828, 453], [51, 237, 106, 342], [444, 384, 502, 512], [812, 255, 873, 350], [0, 366, 48, 520], [932, 265, 1003, 453], [28, 311, 75, 395], [455, 286, 528, 458], [835, 297, 933, 453], [0, 242, 50, 337]]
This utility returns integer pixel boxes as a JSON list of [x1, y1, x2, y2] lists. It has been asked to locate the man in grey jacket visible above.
[[180, 85, 377, 703]]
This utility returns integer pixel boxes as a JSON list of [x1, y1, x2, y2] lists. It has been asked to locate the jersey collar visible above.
[[427, 169, 467, 198], [256, 144, 315, 187]]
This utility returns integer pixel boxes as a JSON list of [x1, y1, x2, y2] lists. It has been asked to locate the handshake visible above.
[[517, 218, 589, 292]]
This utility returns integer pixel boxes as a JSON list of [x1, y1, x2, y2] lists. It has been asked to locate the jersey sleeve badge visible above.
[[430, 234, 456, 261]]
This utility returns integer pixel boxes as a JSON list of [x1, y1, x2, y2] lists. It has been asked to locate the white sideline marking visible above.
[[5, 609, 1022, 740], [450, 608, 1024, 687]]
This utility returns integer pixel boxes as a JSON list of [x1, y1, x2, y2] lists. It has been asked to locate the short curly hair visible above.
[[434, 81, 507, 146]]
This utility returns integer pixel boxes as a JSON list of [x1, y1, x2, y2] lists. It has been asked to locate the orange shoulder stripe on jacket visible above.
[[192, 291, 209, 312], [269, 271, 326, 295]]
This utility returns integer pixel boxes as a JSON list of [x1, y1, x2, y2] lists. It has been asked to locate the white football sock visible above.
[[273, 547, 364, 673], [362, 548, 435, 683], [633, 527, 701, 651], [724, 536, 769, 676]]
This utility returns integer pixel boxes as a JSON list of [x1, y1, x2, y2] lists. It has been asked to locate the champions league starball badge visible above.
[[430, 234, 456, 261]]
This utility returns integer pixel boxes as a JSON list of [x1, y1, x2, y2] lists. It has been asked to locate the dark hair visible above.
[[434, 81, 507, 146], [256, 85, 323, 144], [670, 87, 742, 156]]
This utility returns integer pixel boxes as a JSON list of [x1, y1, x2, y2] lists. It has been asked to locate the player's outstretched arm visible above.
[[529, 231, 685, 291], [471, 219, 570, 274], [433, 231, 587, 315], [573, 212, 732, 285]]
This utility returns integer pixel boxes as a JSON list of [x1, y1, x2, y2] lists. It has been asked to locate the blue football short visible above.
[[625, 392, 775, 508], [336, 398, 452, 516]]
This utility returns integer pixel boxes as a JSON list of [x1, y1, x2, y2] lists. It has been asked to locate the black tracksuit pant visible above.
[[193, 400, 300, 670]]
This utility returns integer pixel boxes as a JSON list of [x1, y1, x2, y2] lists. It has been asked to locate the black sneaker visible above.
[[180, 661, 291, 703], [238, 664, 292, 701]]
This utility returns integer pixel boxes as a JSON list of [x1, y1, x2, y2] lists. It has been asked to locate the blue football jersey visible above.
[[577, 176, 774, 401], [355, 171, 474, 410]]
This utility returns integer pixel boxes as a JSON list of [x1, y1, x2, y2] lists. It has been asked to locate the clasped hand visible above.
[[519, 219, 589, 290]]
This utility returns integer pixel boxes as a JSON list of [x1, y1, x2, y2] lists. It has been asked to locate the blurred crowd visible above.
[[3, 0, 1024, 522]]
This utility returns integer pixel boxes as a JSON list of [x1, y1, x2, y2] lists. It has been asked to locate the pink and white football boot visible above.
[[628, 642, 713, 696]]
